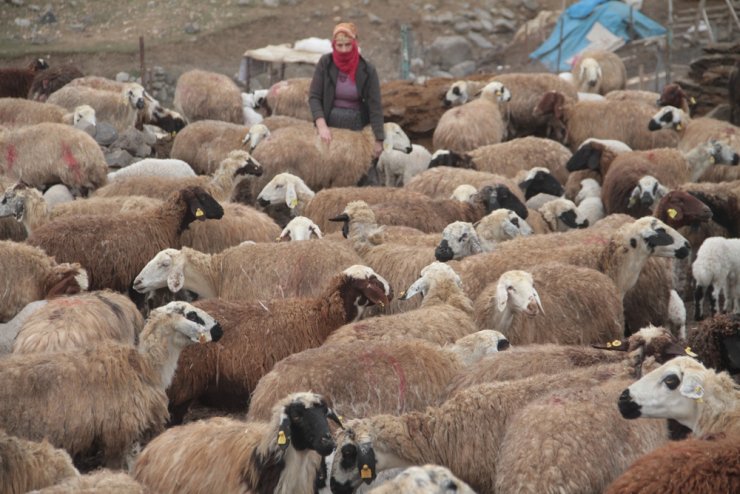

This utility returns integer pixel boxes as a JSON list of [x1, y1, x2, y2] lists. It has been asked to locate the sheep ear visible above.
[[167, 256, 185, 293], [496, 280, 509, 312], [353, 278, 390, 308], [401, 277, 425, 300], [532, 288, 545, 315], [327, 408, 344, 429], [628, 187, 640, 208], [309, 224, 323, 239], [679, 373, 704, 400], [286, 182, 298, 209], [277, 414, 291, 450]]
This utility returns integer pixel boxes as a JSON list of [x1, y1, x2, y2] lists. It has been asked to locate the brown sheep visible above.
[[27, 186, 224, 292], [173, 69, 243, 124], [381, 76, 461, 137], [404, 166, 525, 203], [32, 470, 148, 493], [265, 77, 312, 120], [572, 50, 627, 95], [0, 98, 68, 127], [27, 65, 84, 102], [0, 58, 48, 98]]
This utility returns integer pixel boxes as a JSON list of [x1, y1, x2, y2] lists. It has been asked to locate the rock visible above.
[[449, 60, 477, 77], [423, 3, 435, 11], [237, 0, 253, 5], [114, 128, 153, 157], [474, 7, 491, 20], [498, 7, 516, 20], [411, 57, 425, 70], [39, 9, 56, 24], [468, 32, 494, 49], [14, 18, 31, 27], [184, 22, 200, 34], [454, 21, 470, 34], [105, 149, 134, 168], [523, 0, 539, 11], [430, 69, 454, 78], [94, 122, 118, 146], [28, 4, 40, 11], [77, 123, 96, 138], [141, 127, 158, 146], [263, 0, 279, 6], [426, 35, 473, 70], [368, 13, 382, 24], [480, 19, 493, 33], [468, 20, 483, 32], [10, 0, 24, 6], [491, 19, 517, 34]]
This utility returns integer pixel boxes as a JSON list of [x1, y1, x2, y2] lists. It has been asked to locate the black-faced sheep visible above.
[[173, 69, 244, 124], [0, 122, 108, 195], [133, 392, 339, 494], [535, 91, 679, 151], [0, 240, 88, 322], [27, 64, 84, 102], [0, 301, 223, 470], [159, 265, 391, 419], [247, 330, 509, 422], [0, 58, 48, 98], [0, 429, 78, 494], [27, 186, 224, 292], [12, 290, 144, 354], [432, 81, 511, 154], [563, 137, 632, 199], [618, 355, 740, 436], [572, 50, 627, 95]]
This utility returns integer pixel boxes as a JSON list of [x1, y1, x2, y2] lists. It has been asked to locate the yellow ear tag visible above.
[[606, 341, 613, 348], [667, 208, 678, 219], [709, 155, 715, 165], [277, 431, 287, 445], [289, 198, 298, 209], [690, 97, 696, 105], [612, 340, 621, 347], [361, 465, 373, 479], [195, 208, 204, 217], [685, 346, 698, 357], [676, 123, 683, 131]]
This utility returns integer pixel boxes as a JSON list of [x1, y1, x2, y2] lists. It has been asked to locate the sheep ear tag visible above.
[[361, 464, 373, 480], [195, 208, 204, 218], [277, 415, 291, 449], [675, 123, 683, 131], [667, 208, 678, 219]]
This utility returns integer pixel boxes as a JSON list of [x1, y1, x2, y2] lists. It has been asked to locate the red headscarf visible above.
[[332, 23, 360, 82]]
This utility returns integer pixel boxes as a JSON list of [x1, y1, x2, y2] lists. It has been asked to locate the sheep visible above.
[[250, 122, 413, 197], [94, 149, 263, 202], [563, 138, 633, 199], [605, 432, 740, 494], [47, 83, 148, 133], [450, 184, 477, 201], [106, 157, 196, 181], [618, 355, 740, 436], [265, 77, 313, 121], [377, 143, 432, 187], [328, 362, 642, 494], [517, 167, 565, 204], [0, 58, 48, 98], [605, 88, 660, 106], [27, 64, 84, 102], [575, 178, 605, 226], [0, 300, 46, 355], [404, 166, 526, 205], [0, 241, 88, 322], [648, 104, 740, 152], [173, 69, 243, 124], [27, 186, 224, 292], [247, 330, 509, 422], [42, 184, 74, 209], [474, 208, 533, 251], [0, 98, 66, 127], [133, 392, 339, 494], [0, 122, 108, 195], [324, 261, 477, 346], [572, 50, 627, 95], [432, 81, 511, 154], [279, 215, 323, 241], [157, 265, 391, 419], [132, 239, 364, 302], [0, 430, 79, 494], [474, 262, 623, 346], [367, 465, 476, 494], [527, 197, 590, 233], [29, 470, 147, 493], [687, 313, 740, 375], [692, 236, 740, 320], [0, 301, 223, 469], [535, 90, 679, 151], [12, 290, 144, 354]]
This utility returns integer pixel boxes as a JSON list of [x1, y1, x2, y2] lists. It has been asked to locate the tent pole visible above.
[[666, 0, 673, 84]]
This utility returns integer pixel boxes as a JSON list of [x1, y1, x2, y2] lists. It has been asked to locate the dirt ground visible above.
[[0, 0, 711, 87]]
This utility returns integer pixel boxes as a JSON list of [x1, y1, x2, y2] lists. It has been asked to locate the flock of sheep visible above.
[[0, 47, 739, 494]]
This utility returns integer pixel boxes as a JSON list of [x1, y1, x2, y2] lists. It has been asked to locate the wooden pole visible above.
[[666, 0, 673, 84], [139, 36, 146, 89], [639, 64, 644, 90]]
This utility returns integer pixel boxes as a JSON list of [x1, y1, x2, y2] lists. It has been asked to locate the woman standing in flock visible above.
[[309, 22, 385, 159]]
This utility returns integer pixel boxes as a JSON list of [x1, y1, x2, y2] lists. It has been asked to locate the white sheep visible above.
[[278, 215, 323, 241], [475, 208, 533, 251], [574, 177, 605, 226], [449, 184, 477, 201], [243, 122, 271, 151], [241, 90, 266, 125], [692, 236, 740, 319], [571, 50, 627, 95], [367, 465, 476, 494], [173, 69, 244, 124], [481, 270, 544, 334], [648, 105, 740, 154], [107, 158, 196, 181], [377, 143, 432, 187]]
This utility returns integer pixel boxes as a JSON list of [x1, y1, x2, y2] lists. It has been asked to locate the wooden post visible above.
[[638, 64, 644, 90], [246, 57, 252, 92], [400, 24, 411, 80], [139, 36, 146, 89], [666, 0, 673, 84]]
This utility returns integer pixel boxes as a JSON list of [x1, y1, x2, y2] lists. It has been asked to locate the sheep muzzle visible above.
[[617, 389, 642, 419]]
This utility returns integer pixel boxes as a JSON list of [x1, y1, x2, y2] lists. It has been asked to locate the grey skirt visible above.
[[327, 107, 364, 131]]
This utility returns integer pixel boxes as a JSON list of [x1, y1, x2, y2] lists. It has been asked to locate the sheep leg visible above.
[[708, 284, 718, 317], [694, 284, 705, 321]]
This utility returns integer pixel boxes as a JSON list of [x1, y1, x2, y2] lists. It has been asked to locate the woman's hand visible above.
[[373, 140, 383, 159], [316, 118, 332, 146]]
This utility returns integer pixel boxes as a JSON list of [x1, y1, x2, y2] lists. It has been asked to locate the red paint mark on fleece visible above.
[[582, 235, 608, 246], [61, 143, 83, 183], [363, 350, 407, 412], [5, 144, 17, 173]]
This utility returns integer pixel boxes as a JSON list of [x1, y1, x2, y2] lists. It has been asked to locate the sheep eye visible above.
[[460, 233, 467, 241], [186, 312, 201, 323], [663, 375, 680, 390], [275, 184, 283, 189]]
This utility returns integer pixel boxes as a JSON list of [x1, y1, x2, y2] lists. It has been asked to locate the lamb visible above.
[[0, 58, 48, 98], [0, 301, 223, 469], [173, 69, 244, 124], [29, 470, 147, 493], [0, 122, 108, 195], [618, 356, 740, 436], [250, 121, 413, 196], [12, 290, 144, 354], [279, 215, 323, 241], [106, 158, 196, 181], [534, 90, 679, 151], [132, 240, 364, 302], [324, 261, 478, 346], [474, 263, 623, 346], [27, 64, 84, 102], [158, 265, 391, 419], [692, 236, 740, 320], [367, 465, 476, 494], [432, 81, 511, 154], [93, 149, 263, 202], [265, 77, 313, 121], [0, 430, 79, 494], [246, 330, 509, 421], [0, 241, 88, 322], [377, 143, 432, 187], [404, 166, 526, 205], [575, 178, 605, 226], [27, 186, 224, 292], [571, 50, 627, 95], [47, 83, 148, 133], [133, 392, 339, 494], [605, 433, 740, 494], [241, 90, 266, 125]]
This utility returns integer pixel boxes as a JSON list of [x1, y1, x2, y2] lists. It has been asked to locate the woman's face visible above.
[[334, 36, 353, 53]]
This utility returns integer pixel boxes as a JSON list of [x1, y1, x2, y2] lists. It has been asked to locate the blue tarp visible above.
[[530, 1, 666, 72]]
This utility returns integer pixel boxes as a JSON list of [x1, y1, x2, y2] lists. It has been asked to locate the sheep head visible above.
[[496, 270, 544, 316], [221, 149, 263, 179], [155, 300, 222, 343], [628, 175, 668, 210], [578, 58, 602, 91], [278, 216, 323, 241], [429, 149, 475, 169], [272, 392, 340, 457], [654, 190, 712, 229], [123, 83, 146, 110], [329, 200, 378, 240], [480, 81, 512, 102], [483, 184, 528, 220], [330, 423, 379, 490], [174, 186, 224, 232], [623, 216, 690, 259], [648, 106, 685, 132], [401, 261, 463, 299], [706, 139, 739, 166], [475, 209, 532, 246], [243, 123, 271, 151], [519, 167, 564, 200], [447, 329, 511, 366], [382, 122, 412, 153], [450, 184, 478, 202], [443, 80, 472, 106], [534, 91, 566, 121], [149, 105, 187, 133], [257, 172, 314, 210], [657, 83, 691, 111], [339, 265, 393, 321], [29, 58, 49, 71], [435, 221, 481, 262], [0, 182, 35, 221], [133, 248, 186, 294], [540, 198, 589, 231], [567, 141, 605, 172]]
